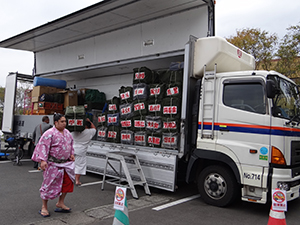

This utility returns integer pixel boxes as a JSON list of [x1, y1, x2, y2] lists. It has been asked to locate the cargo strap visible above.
[[101, 152, 151, 199]]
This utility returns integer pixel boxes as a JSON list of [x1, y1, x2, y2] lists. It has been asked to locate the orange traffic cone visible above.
[[267, 206, 286, 225]]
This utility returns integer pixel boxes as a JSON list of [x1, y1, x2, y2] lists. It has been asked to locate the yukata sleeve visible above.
[[31, 129, 53, 162]]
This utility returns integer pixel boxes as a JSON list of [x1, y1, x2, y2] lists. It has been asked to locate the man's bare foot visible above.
[[55, 203, 70, 211], [76, 181, 82, 186]]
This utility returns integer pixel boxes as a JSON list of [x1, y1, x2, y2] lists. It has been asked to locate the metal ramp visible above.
[[200, 64, 217, 139], [101, 151, 151, 199]]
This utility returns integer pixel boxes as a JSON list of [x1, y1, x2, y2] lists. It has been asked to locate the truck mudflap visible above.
[[86, 141, 178, 192], [271, 167, 300, 201]]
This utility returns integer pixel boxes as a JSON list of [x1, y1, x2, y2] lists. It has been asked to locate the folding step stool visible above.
[[101, 151, 151, 199]]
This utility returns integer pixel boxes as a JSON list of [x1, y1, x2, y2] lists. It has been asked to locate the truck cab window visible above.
[[223, 83, 266, 114]]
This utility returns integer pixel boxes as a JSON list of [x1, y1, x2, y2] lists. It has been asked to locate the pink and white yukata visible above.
[[31, 127, 75, 200]]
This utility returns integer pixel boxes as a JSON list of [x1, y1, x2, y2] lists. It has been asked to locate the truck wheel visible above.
[[197, 165, 238, 207]]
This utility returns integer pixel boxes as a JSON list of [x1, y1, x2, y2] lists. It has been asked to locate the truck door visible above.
[[2, 73, 18, 133], [216, 77, 270, 187]]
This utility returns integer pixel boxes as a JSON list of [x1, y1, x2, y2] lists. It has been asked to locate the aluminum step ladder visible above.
[[200, 64, 217, 139], [101, 151, 151, 199]]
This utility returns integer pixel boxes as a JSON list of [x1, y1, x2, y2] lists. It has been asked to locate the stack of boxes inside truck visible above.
[[97, 64, 183, 150]]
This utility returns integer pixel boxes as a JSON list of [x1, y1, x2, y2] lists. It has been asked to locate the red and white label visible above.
[[167, 86, 179, 96], [163, 121, 177, 129], [135, 72, 145, 80], [149, 104, 161, 112], [98, 130, 106, 137], [134, 88, 145, 96], [163, 136, 177, 144], [135, 135, 145, 143], [147, 121, 160, 129], [109, 104, 117, 111], [237, 49, 242, 58], [148, 136, 161, 145], [68, 119, 83, 126], [98, 116, 106, 123], [121, 133, 132, 141], [108, 131, 117, 139], [163, 106, 177, 115], [120, 91, 130, 100], [150, 87, 161, 96], [134, 120, 145, 128], [121, 120, 131, 127], [108, 117, 117, 124], [134, 103, 145, 111], [121, 106, 132, 115]]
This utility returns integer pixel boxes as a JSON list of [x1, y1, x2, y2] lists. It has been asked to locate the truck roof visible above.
[[0, 0, 214, 53]]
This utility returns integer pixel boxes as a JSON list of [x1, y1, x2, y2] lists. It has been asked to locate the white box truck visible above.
[[1, 0, 300, 207]]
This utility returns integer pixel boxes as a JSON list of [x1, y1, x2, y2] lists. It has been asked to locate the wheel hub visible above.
[[204, 173, 227, 200]]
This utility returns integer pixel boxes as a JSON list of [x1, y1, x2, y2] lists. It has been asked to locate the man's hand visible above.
[[40, 160, 48, 171], [70, 155, 75, 161]]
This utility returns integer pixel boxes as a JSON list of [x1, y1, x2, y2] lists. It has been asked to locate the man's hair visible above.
[[54, 113, 64, 122], [86, 120, 91, 128], [42, 116, 49, 122]]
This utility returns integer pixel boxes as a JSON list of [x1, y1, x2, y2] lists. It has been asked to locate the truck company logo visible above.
[[148, 136, 161, 145], [163, 136, 177, 144], [121, 106, 131, 115], [109, 104, 117, 111], [149, 104, 161, 112], [121, 133, 132, 140], [135, 72, 145, 80], [68, 119, 83, 126], [163, 106, 177, 114], [134, 103, 145, 111], [98, 130, 106, 137], [135, 120, 145, 128], [120, 91, 130, 100], [147, 121, 160, 129], [237, 49, 242, 58], [135, 135, 145, 142], [134, 88, 145, 96], [150, 87, 160, 95], [108, 131, 117, 138], [98, 116, 106, 123], [163, 121, 177, 129], [167, 86, 179, 96], [121, 120, 131, 127]]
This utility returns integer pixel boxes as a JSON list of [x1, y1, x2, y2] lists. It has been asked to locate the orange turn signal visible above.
[[271, 146, 286, 165]]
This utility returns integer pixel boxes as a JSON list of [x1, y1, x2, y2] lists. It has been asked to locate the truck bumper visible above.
[[272, 168, 300, 201]]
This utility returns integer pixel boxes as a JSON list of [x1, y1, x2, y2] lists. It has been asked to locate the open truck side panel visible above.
[[0, 0, 215, 193]]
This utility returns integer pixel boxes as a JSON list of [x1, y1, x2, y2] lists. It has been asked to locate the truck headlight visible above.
[[277, 182, 290, 191]]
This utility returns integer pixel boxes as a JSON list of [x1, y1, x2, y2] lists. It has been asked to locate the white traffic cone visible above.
[[267, 206, 287, 225], [113, 197, 129, 225]]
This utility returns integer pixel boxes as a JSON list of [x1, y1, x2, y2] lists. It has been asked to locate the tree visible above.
[[275, 24, 300, 81], [226, 28, 278, 70]]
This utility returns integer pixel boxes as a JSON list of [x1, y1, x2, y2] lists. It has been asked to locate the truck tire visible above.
[[197, 165, 238, 207]]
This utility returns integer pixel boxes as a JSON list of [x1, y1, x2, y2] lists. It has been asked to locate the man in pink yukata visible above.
[[32, 113, 75, 217]]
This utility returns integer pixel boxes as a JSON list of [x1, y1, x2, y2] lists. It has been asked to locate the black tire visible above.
[[197, 165, 239, 207]]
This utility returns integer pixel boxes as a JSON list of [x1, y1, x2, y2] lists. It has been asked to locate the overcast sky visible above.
[[0, 0, 299, 87]]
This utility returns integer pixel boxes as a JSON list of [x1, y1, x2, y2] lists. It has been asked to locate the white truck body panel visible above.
[[36, 7, 208, 77], [193, 37, 255, 77], [2, 74, 17, 133]]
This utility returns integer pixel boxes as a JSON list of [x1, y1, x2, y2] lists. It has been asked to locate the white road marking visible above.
[[79, 181, 103, 187], [152, 194, 201, 211]]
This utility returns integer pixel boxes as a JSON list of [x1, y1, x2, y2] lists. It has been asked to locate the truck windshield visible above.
[[268, 75, 300, 122]]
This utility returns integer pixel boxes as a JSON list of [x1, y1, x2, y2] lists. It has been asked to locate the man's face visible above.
[[45, 119, 49, 124], [55, 116, 66, 131]]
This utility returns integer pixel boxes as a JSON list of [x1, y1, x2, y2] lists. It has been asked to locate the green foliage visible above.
[[226, 28, 278, 70], [226, 24, 300, 83], [275, 24, 300, 81]]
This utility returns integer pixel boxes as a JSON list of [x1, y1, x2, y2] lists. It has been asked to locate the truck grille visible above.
[[291, 141, 300, 165]]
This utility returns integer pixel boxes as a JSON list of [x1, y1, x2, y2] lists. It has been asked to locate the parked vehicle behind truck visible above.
[[1, 0, 300, 207]]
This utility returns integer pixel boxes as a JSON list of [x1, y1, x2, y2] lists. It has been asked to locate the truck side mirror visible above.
[[266, 80, 278, 98]]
